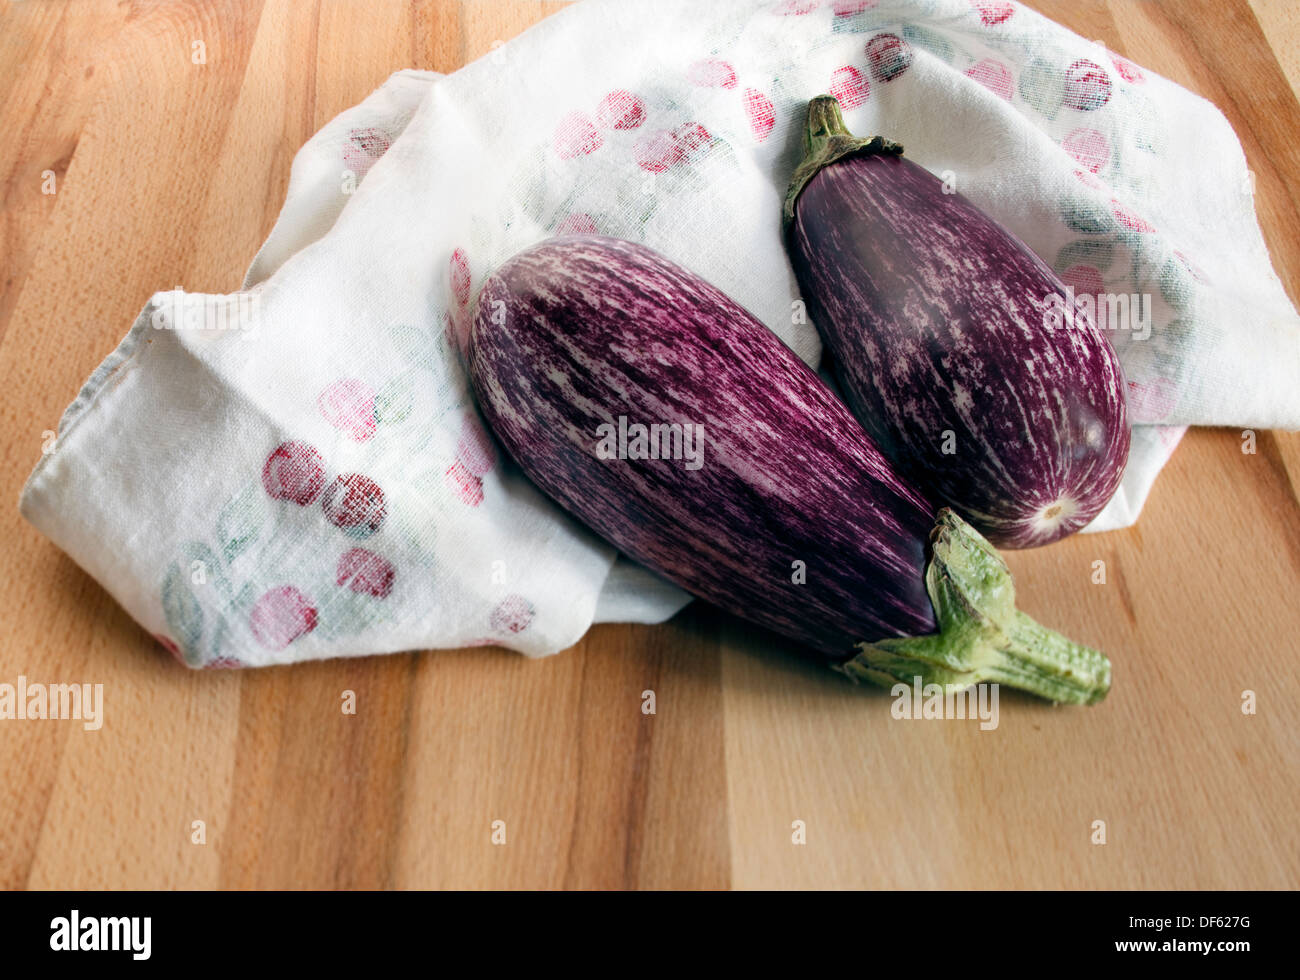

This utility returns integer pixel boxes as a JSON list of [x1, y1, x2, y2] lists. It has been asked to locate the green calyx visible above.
[[782, 94, 904, 234], [837, 509, 1112, 705]]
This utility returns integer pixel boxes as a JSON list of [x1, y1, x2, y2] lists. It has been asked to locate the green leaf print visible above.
[[161, 562, 204, 665], [375, 373, 416, 424], [216, 485, 266, 564], [179, 541, 233, 598], [1019, 58, 1065, 118]]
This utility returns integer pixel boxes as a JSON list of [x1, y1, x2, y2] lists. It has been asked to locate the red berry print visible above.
[[250, 586, 317, 650], [635, 122, 713, 172], [336, 547, 396, 599], [555, 213, 599, 236], [1111, 200, 1155, 232], [342, 127, 391, 178], [673, 122, 712, 157], [318, 378, 378, 442], [830, 65, 870, 110], [322, 473, 387, 537], [866, 34, 912, 83], [155, 633, 185, 665], [833, 0, 878, 15], [262, 441, 327, 505], [490, 595, 535, 634], [965, 58, 1014, 100], [1109, 53, 1145, 84], [348, 127, 391, 156], [971, 0, 1015, 26], [456, 415, 497, 476], [445, 459, 484, 506], [743, 87, 775, 142], [634, 129, 685, 172], [450, 248, 472, 307], [553, 111, 603, 159], [1064, 59, 1112, 110], [775, 0, 820, 13], [686, 58, 737, 90], [595, 90, 646, 130], [1063, 127, 1110, 173]]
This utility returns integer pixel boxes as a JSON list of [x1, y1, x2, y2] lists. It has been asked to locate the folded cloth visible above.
[[21, 0, 1300, 669]]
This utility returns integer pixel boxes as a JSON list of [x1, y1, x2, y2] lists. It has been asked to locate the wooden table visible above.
[[1, 0, 1297, 890]]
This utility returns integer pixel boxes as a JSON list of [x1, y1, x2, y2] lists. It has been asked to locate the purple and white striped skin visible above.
[[468, 235, 937, 663], [784, 96, 1130, 549]]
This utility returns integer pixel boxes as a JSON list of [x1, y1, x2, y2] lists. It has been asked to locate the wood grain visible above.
[[0, 0, 1297, 890]]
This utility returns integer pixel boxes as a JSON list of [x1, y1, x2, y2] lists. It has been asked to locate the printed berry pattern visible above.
[[262, 441, 325, 504], [490, 595, 536, 634], [322, 473, 388, 537], [159, 435, 401, 666], [966, 58, 1014, 100], [832, 1, 879, 17], [865, 33, 912, 82], [553, 111, 604, 159], [686, 58, 737, 89], [1063, 128, 1110, 173], [971, 1, 1015, 28], [337, 548, 396, 598], [250, 586, 318, 651], [450, 249, 472, 307], [318, 379, 378, 442], [156, 327, 533, 666], [634, 129, 688, 173], [1063, 59, 1112, 110], [555, 213, 599, 236], [342, 126, 395, 180], [1109, 52, 1145, 84], [743, 88, 775, 141], [537, 77, 741, 234], [596, 90, 647, 130], [830, 65, 870, 109]]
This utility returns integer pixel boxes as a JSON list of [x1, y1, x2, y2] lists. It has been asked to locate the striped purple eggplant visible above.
[[784, 96, 1130, 549], [468, 235, 1110, 703]]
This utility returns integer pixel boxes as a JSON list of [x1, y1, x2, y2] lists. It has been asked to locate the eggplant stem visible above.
[[783, 95, 904, 233], [836, 509, 1112, 705]]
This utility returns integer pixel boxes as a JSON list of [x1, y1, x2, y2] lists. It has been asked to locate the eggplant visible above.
[[468, 235, 1110, 703], [784, 96, 1130, 549]]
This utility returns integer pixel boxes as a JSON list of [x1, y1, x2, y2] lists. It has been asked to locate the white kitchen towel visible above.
[[21, 0, 1300, 669]]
